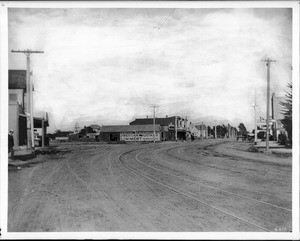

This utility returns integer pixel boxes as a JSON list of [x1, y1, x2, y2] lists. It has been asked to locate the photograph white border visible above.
[[1, 1, 299, 240]]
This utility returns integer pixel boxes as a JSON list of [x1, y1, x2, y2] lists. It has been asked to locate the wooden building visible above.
[[130, 116, 187, 141], [100, 124, 161, 142], [9, 70, 49, 149]]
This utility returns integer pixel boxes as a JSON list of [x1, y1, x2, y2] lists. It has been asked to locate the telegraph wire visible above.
[[128, 8, 176, 71]]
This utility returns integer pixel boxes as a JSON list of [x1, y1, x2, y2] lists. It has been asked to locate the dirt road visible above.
[[8, 139, 292, 232]]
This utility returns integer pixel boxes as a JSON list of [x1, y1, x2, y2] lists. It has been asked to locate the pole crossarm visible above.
[[261, 58, 276, 64], [12, 49, 44, 54]]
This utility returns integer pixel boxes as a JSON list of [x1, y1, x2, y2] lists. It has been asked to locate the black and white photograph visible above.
[[0, 1, 299, 240]]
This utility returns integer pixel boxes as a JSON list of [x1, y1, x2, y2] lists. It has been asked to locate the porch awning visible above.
[[19, 114, 49, 128], [34, 117, 49, 128]]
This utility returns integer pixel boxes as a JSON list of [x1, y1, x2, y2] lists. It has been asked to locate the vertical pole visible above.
[[42, 118, 45, 148], [201, 122, 204, 140], [153, 107, 156, 143], [185, 116, 188, 140], [266, 60, 270, 151], [214, 121, 217, 139], [26, 55, 32, 150], [30, 69, 34, 149], [12, 49, 44, 150], [175, 116, 177, 141], [271, 93, 277, 141], [254, 89, 258, 145], [261, 58, 275, 151]]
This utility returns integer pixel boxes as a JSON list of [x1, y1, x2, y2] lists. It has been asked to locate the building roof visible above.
[[9, 70, 27, 90], [33, 117, 49, 128], [89, 124, 101, 129], [130, 116, 180, 126], [101, 124, 161, 132]]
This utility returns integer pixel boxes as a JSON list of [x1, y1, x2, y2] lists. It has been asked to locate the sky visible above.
[[8, 7, 292, 132]]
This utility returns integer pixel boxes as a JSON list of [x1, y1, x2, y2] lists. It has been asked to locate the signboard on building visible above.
[[168, 126, 175, 131], [120, 132, 160, 142]]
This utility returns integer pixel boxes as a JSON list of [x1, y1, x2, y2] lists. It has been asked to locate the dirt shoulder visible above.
[[212, 140, 292, 166]]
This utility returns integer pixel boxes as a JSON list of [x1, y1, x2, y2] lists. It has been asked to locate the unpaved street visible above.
[[8, 139, 292, 232]]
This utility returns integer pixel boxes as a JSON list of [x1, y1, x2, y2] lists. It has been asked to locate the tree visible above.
[[220, 124, 227, 138], [79, 126, 96, 134], [280, 82, 292, 145], [238, 123, 248, 135], [207, 126, 214, 136], [216, 124, 227, 138]]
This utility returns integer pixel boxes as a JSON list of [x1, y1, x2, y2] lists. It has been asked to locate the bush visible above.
[[278, 133, 287, 145], [247, 145, 259, 153]]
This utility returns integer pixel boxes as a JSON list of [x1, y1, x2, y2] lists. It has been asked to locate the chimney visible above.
[[166, 115, 168, 118], [146, 115, 148, 119]]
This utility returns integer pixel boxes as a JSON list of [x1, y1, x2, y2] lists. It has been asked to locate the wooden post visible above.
[[42, 118, 45, 148]]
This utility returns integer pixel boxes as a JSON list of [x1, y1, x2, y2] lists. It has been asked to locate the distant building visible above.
[[227, 124, 238, 138], [9, 70, 49, 148], [89, 124, 101, 133], [86, 132, 100, 140], [54, 131, 73, 142], [195, 123, 207, 138], [130, 116, 187, 141], [100, 125, 161, 142], [256, 93, 287, 141]]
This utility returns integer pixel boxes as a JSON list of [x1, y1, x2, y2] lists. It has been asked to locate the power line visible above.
[[128, 9, 176, 71]]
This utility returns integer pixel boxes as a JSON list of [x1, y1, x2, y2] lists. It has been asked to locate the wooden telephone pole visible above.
[[11, 49, 44, 150], [261, 58, 276, 151], [253, 89, 258, 145], [150, 105, 158, 143]]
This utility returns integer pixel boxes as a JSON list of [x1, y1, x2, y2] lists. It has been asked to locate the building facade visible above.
[[100, 125, 161, 142], [195, 123, 207, 139], [9, 70, 49, 149], [130, 116, 187, 141]]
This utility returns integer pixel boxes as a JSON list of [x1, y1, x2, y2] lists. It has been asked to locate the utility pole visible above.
[[214, 120, 217, 139], [175, 116, 178, 141], [261, 58, 276, 151], [201, 122, 204, 140], [74, 122, 80, 134], [12, 49, 44, 151], [74, 122, 80, 139], [185, 116, 188, 140], [42, 117, 45, 148], [253, 89, 258, 145], [150, 105, 158, 143]]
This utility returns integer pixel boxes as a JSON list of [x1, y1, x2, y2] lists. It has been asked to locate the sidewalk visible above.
[[8, 147, 43, 167], [8, 158, 40, 168], [8, 146, 60, 168], [254, 141, 292, 156], [8, 147, 36, 162]]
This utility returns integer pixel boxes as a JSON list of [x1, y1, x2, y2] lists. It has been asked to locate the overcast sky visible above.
[[8, 8, 292, 132]]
